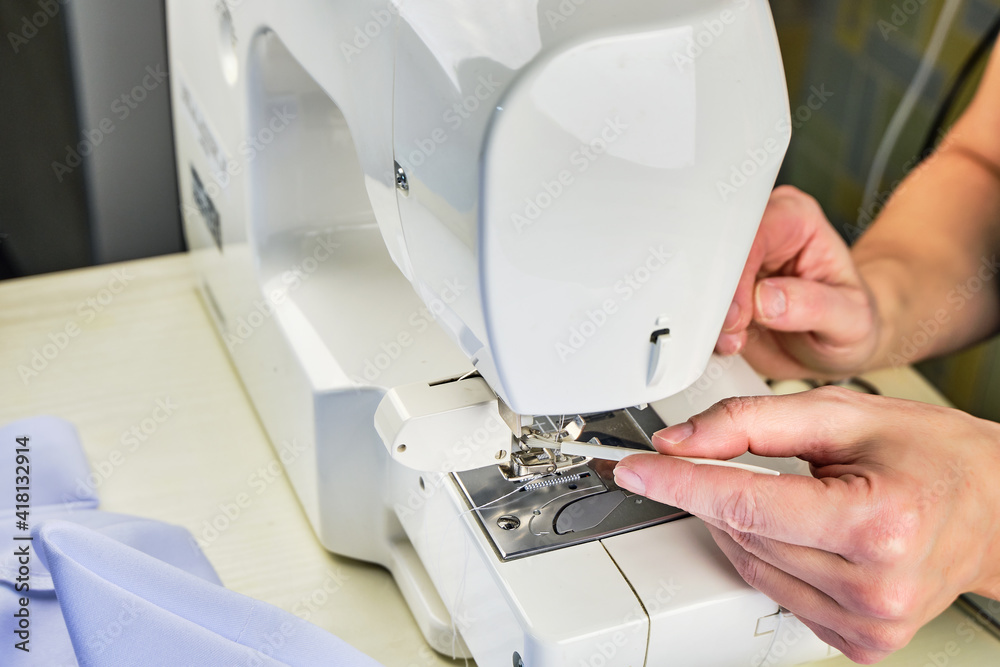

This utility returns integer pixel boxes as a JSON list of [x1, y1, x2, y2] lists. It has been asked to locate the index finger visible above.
[[614, 453, 867, 553], [651, 387, 878, 464]]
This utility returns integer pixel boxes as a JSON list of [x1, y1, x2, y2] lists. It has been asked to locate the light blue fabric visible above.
[[0, 416, 383, 667], [1, 510, 224, 667], [1, 415, 98, 513]]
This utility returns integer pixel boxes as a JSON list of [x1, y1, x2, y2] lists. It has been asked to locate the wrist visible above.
[[971, 419, 1000, 599], [852, 255, 909, 371]]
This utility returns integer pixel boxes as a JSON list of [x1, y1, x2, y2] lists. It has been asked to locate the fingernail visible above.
[[716, 332, 744, 356], [614, 466, 645, 495], [654, 421, 694, 445], [756, 281, 787, 321], [722, 301, 741, 333]]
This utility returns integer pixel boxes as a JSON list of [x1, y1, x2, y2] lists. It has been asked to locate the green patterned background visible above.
[[770, 0, 1000, 420]]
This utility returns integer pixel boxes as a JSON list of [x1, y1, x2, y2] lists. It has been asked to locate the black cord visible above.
[[919, 12, 1000, 160]]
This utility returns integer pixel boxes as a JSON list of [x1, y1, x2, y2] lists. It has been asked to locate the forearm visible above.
[[855, 144, 1000, 370], [855, 46, 1000, 370]]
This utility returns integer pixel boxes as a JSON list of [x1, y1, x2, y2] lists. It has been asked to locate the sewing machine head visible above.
[[371, 4, 790, 476], [369, 2, 791, 420]]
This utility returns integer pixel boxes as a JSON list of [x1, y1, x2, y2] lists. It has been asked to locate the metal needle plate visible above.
[[454, 408, 688, 561]]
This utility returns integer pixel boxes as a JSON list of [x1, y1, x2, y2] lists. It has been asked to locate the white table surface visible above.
[[1, 254, 998, 666]]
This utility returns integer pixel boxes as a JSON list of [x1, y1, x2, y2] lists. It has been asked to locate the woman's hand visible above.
[[613, 387, 1000, 663], [717, 186, 881, 379]]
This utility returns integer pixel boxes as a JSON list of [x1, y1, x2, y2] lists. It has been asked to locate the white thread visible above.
[[759, 608, 788, 666], [528, 483, 605, 536]]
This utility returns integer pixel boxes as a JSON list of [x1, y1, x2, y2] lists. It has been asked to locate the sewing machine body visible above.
[[167, 1, 836, 663]]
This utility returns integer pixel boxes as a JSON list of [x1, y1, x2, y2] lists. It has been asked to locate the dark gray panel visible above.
[[0, 1, 92, 277], [65, 0, 182, 264]]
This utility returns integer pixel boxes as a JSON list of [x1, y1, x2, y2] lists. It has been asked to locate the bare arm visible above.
[[717, 46, 1000, 378], [857, 46, 1000, 368]]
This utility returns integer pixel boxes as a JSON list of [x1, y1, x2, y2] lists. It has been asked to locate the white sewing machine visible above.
[[167, 1, 839, 664]]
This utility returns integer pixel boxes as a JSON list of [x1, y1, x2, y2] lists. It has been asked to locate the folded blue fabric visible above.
[[0, 416, 383, 667], [40, 521, 384, 667], [2, 509, 223, 667]]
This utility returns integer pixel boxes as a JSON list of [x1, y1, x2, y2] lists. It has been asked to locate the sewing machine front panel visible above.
[[387, 0, 790, 415]]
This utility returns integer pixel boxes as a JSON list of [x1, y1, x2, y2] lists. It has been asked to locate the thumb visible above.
[[754, 277, 874, 346]]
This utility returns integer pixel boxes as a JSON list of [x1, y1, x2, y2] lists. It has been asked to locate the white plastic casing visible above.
[[375, 377, 512, 473], [392, 0, 791, 415]]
